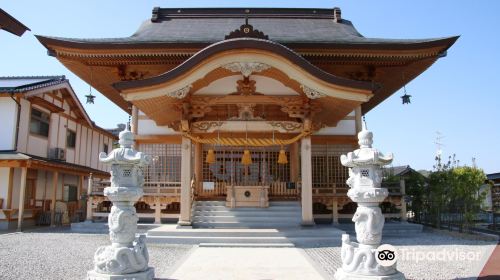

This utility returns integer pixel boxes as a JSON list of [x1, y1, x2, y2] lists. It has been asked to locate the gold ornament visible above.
[[241, 149, 253, 165], [206, 149, 216, 164]]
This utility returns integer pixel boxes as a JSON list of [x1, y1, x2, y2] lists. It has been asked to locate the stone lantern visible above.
[[334, 124, 405, 280], [87, 128, 154, 280]]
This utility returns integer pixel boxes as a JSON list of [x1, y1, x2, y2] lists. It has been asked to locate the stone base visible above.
[[87, 267, 154, 280], [301, 221, 315, 227], [334, 269, 405, 280]]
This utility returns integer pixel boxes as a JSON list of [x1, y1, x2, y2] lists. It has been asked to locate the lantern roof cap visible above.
[[341, 125, 393, 167]]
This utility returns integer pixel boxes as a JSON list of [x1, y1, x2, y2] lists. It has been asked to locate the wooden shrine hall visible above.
[[37, 7, 457, 226]]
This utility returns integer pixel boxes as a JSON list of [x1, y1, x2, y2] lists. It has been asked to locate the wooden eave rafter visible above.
[[27, 96, 64, 113], [36, 36, 458, 114], [0, 158, 109, 178]]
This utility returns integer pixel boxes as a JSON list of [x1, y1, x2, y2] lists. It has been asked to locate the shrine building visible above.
[[37, 7, 457, 227]]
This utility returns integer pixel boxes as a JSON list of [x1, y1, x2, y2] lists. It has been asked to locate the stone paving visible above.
[[0, 226, 497, 280], [303, 229, 498, 280], [0, 229, 192, 280]]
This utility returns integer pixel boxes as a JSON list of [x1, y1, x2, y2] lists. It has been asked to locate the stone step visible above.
[[146, 235, 342, 244], [192, 216, 301, 223], [199, 243, 295, 248], [192, 210, 300, 217], [335, 222, 423, 234], [147, 227, 345, 238], [192, 221, 304, 229], [194, 201, 300, 206], [193, 205, 301, 212]]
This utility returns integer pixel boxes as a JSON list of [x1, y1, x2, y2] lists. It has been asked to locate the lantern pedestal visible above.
[[87, 267, 155, 280], [334, 126, 405, 280]]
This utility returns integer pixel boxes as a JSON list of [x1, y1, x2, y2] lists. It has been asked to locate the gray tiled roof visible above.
[[38, 8, 450, 46], [0, 76, 66, 93]]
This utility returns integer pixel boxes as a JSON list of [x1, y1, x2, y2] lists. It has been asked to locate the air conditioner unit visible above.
[[49, 148, 66, 161]]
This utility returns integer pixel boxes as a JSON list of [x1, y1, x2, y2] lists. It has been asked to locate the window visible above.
[[103, 143, 109, 154], [29, 108, 50, 137], [66, 130, 76, 148], [63, 185, 78, 202]]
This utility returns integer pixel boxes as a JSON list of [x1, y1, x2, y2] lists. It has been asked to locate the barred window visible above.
[[202, 146, 289, 185], [141, 144, 181, 183], [311, 144, 351, 193]]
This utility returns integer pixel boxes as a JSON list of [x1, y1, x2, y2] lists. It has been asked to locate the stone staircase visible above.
[[146, 201, 345, 247], [191, 201, 302, 229]]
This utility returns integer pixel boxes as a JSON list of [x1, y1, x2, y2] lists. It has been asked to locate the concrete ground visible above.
[[0, 226, 497, 280], [170, 247, 326, 280]]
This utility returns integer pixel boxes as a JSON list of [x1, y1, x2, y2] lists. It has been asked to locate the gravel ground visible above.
[[303, 229, 498, 280], [0, 228, 192, 280]]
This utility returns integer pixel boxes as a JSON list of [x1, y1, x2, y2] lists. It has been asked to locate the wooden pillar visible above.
[[86, 173, 93, 222], [50, 171, 59, 226], [194, 142, 202, 193], [400, 178, 408, 222], [16, 167, 28, 231], [355, 106, 362, 133], [178, 136, 192, 227], [77, 175, 84, 209], [332, 199, 339, 224], [131, 105, 139, 134], [290, 142, 299, 182], [154, 198, 162, 224], [301, 136, 315, 226]]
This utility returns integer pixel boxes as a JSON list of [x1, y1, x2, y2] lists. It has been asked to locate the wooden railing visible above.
[[91, 181, 181, 197], [196, 181, 300, 199], [269, 181, 300, 198], [197, 182, 227, 198]]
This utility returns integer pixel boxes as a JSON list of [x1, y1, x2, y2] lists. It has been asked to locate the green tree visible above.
[[451, 166, 487, 232]]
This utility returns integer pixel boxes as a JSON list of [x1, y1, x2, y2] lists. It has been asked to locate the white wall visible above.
[[314, 119, 356, 135], [0, 98, 18, 150], [0, 168, 10, 209], [138, 119, 178, 135]]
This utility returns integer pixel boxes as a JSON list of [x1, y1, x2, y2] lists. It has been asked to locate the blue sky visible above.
[[1, 1, 498, 173]]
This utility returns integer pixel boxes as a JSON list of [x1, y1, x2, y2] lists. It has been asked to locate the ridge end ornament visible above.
[[224, 16, 269, 40], [301, 85, 327, 99]]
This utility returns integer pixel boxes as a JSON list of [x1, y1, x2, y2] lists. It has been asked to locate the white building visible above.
[[0, 76, 116, 230]]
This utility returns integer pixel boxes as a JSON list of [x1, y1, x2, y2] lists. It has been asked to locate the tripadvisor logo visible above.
[[376, 244, 397, 267]]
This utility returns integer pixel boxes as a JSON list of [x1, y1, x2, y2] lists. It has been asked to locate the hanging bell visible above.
[[205, 149, 216, 164], [278, 147, 288, 164], [241, 149, 253, 165]]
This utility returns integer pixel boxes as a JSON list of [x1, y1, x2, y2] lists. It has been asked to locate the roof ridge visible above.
[[151, 7, 341, 22]]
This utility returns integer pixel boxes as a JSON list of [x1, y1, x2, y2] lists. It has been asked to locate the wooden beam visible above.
[[50, 171, 58, 226], [17, 167, 28, 231], [191, 95, 303, 106]]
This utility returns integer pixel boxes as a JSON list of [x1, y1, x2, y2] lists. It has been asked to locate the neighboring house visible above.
[[486, 173, 500, 212], [0, 76, 116, 230], [106, 123, 127, 138], [0, 8, 29, 36]]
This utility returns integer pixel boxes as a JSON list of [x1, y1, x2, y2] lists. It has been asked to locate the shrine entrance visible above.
[[197, 145, 299, 203]]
